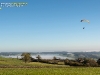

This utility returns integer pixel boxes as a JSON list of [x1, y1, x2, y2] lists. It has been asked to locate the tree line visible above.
[[21, 52, 100, 67]]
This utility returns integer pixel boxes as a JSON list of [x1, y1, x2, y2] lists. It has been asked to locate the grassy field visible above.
[[0, 67, 100, 75], [0, 57, 100, 75], [0, 56, 68, 68]]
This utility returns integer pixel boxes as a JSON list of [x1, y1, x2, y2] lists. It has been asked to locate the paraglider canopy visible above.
[[81, 19, 90, 23], [80, 19, 90, 29]]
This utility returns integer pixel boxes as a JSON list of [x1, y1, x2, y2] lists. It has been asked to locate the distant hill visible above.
[[0, 51, 100, 60]]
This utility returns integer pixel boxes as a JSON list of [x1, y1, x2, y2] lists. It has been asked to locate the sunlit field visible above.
[[0, 57, 100, 75], [0, 67, 100, 75], [0, 57, 68, 68]]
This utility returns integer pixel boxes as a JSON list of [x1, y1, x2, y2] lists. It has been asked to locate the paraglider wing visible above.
[[81, 19, 90, 23], [81, 20, 83, 22], [85, 20, 90, 23], [81, 19, 90, 29]]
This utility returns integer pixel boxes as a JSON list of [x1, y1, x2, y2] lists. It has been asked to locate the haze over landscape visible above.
[[0, 0, 100, 52]]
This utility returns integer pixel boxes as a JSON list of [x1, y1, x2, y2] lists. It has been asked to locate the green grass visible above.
[[0, 57, 100, 75], [0, 67, 100, 75], [0, 56, 68, 68], [0, 57, 26, 66]]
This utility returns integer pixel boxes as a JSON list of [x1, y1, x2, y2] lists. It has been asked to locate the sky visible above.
[[0, 0, 100, 52]]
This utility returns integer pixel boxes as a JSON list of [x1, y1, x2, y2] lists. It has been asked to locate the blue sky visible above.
[[0, 0, 100, 52]]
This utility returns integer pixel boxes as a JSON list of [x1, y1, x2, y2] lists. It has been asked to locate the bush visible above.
[[97, 58, 100, 65], [83, 58, 98, 67]]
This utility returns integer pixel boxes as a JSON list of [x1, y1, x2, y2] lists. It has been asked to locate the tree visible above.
[[36, 55, 41, 62], [97, 58, 100, 65], [21, 52, 31, 63], [83, 58, 98, 67], [53, 56, 57, 60]]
